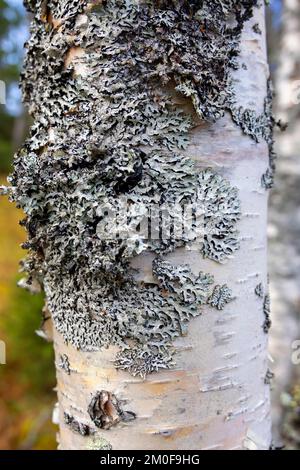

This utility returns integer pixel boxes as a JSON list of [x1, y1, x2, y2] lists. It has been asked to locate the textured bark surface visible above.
[[4, 1, 273, 450], [269, 0, 300, 447]]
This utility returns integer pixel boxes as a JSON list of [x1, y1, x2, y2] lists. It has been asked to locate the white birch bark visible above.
[[52, 5, 272, 451]]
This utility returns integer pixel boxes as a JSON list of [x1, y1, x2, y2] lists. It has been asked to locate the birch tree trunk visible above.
[[5, 1, 273, 450], [269, 0, 300, 445]]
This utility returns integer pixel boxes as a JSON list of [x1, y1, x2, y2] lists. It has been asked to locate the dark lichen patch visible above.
[[229, 80, 282, 190], [255, 282, 264, 298], [208, 284, 234, 310], [45, 257, 228, 377], [263, 294, 272, 334], [88, 390, 136, 430], [198, 171, 241, 263], [86, 437, 112, 450], [58, 353, 71, 375], [252, 23, 262, 35], [258, 277, 271, 334], [5, 0, 259, 377], [64, 412, 92, 436], [35, 305, 53, 342], [115, 347, 174, 379]]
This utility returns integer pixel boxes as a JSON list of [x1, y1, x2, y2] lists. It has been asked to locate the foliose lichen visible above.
[[88, 390, 136, 429], [64, 412, 92, 436], [255, 282, 264, 298], [263, 294, 272, 334], [252, 23, 262, 35], [4, 0, 264, 377], [86, 437, 112, 450], [257, 278, 271, 334], [229, 80, 279, 190]]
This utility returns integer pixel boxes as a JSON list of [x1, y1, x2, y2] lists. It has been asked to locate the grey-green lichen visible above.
[[265, 368, 274, 386], [263, 294, 272, 334], [229, 80, 278, 190], [4, 0, 263, 377], [255, 282, 264, 298], [208, 284, 234, 310], [45, 257, 233, 377], [64, 412, 92, 436], [252, 23, 262, 35], [58, 353, 71, 375]]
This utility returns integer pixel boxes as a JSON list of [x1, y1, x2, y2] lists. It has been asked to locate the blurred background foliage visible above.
[[0, 0, 56, 449], [0, 0, 299, 450], [0, 0, 29, 172]]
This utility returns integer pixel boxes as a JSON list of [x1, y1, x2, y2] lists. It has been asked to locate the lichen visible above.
[[64, 412, 92, 436], [263, 294, 272, 334], [252, 23, 262, 35], [256, 283, 271, 334], [229, 79, 279, 189], [44, 257, 232, 377], [265, 368, 274, 385], [86, 437, 112, 450], [208, 284, 234, 310], [255, 282, 264, 298], [4, 0, 262, 377]]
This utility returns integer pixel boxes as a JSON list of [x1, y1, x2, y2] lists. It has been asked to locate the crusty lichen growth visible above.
[[4, 0, 263, 377]]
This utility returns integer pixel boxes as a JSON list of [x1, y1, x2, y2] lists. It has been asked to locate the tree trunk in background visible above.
[[269, 0, 300, 447], [7, 1, 272, 450], [12, 110, 29, 154]]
